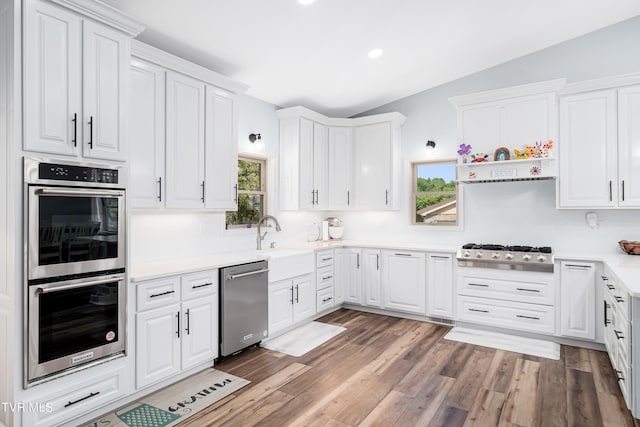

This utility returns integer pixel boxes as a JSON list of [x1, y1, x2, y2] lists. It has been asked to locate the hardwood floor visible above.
[[179, 309, 637, 427]]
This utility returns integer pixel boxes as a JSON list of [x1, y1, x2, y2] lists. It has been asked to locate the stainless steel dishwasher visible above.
[[220, 260, 269, 357]]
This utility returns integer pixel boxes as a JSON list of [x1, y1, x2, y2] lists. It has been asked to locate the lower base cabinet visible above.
[[560, 261, 597, 340], [382, 250, 426, 315], [268, 274, 315, 335], [136, 270, 218, 389]]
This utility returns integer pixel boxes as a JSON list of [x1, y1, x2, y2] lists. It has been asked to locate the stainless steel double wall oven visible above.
[[24, 157, 127, 386]]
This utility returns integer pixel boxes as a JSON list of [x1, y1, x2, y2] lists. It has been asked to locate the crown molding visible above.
[[48, 0, 145, 37], [449, 78, 566, 108]]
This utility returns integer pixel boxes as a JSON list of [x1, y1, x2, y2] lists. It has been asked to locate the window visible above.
[[225, 156, 267, 229], [412, 160, 459, 226]]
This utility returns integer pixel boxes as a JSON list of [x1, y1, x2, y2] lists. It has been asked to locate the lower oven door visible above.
[[27, 273, 126, 384]]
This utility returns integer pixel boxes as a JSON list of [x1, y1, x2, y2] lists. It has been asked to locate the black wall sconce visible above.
[[249, 133, 262, 143], [426, 140, 436, 150]]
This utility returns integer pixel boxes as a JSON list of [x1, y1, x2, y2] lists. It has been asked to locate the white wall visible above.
[[132, 16, 640, 262], [339, 15, 640, 253], [131, 94, 325, 263]]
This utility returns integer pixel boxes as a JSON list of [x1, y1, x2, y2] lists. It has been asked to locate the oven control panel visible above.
[[39, 163, 119, 184]]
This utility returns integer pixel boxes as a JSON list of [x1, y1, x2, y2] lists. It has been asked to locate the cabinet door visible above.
[[268, 280, 294, 335], [618, 85, 640, 207], [560, 261, 596, 340], [129, 59, 165, 208], [329, 127, 353, 209], [427, 253, 454, 318], [458, 103, 501, 155], [82, 21, 129, 161], [501, 94, 555, 149], [204, 85, 238, 210], [333, 248, 345, 305], [136, 305, 181, 388], [363, 249, 382, 308], [23, 0, 81, 156], [298, 118, 315, 209], [344, 249, 362, 305], [383, 250, 426, 315], [354, 122, 392, 209], [293, 275, 316, 323], [313, 122, 329, 209], [181, 296, 217, 370], [559, 90, 617, 208], [165, 72, 206, 208]]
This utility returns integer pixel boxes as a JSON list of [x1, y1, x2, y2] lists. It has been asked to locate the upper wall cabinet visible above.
[[449, 79, 563, 183], [277, 106, 405, 211], [23, 0, 142, 161], [128, 41, 246, 210], [558, 75, 640, 208]]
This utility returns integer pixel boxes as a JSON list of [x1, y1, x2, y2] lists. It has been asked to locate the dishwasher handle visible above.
[[226, 268, 269, 281]]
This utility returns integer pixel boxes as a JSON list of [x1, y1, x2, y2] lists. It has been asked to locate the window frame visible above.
[[225, 154, 268, 230], [411, 159, 462, 229]]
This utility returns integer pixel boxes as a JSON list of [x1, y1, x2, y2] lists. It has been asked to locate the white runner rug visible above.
[[444, 326, 560, 360], [262, 321, 346, 357], [83, 369, 250, 427]]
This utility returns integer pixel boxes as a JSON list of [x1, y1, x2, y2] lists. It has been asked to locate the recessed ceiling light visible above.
[[298, 0, 315, 5], [368, 49, 383, 59]]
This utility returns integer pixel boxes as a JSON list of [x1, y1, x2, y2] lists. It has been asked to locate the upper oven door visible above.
[[27, 186, 126, 280]]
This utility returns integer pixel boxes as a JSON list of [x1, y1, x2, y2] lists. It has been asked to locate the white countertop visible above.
[[283, 239, 459, 254]]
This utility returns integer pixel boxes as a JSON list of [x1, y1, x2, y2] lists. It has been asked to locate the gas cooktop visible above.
[[457, 243, 554, 272]]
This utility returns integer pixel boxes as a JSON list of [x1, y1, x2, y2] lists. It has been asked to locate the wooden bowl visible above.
[[618, 240, 640, 255]]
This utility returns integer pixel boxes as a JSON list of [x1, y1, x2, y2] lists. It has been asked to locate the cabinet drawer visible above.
[[457, 295, 555, 335], [614, 308, 631, 366], [137, 276, 181, 312], [182, 269, 217, 300], [316, 266, 334, 290], [316, 250, 334, 268], [459, 275, 553, 305], [317, 287, 335, 311], [615, 355, 632, 409], [25, 366, 126, 426]]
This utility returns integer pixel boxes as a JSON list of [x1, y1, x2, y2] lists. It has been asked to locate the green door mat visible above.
[[117, 403, 181, 427]]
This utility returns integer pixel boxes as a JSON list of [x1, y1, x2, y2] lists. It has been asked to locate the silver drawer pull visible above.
[[192, 282, 213, 289], [516, 314, 540, 320], [431, 255, 450, 259], [566, 264, 591, 269], [469, 308, 489, 313], [614, 330, 625, 340], [469, 283, 489, 287], [322, 297, 333, 303], [150, 290, 175, 298], [601, 276, 609, 281], [607, 284, 615, 290], [394, 253, 412, 257], [227, 268, 269, 280], [516, 288, 540, 293], [321, 257, 332, 262], [615, 296, 625, 303], [64, 391, 100, 408], [322, 276, 333, 280]]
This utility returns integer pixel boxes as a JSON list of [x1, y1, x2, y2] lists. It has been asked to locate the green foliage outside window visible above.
[[226, 157, 266, 229]]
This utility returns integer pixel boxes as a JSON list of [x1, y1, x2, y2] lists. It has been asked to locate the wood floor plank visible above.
[[464, 388, 506, 426], [499, 358, 541, 426], [176, 310, 637, 427], [566, 368, 604, 426]]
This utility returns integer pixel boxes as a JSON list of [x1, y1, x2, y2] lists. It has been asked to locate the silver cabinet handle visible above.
[[431, 255, 450, 259], [609, 180, 613, 202], [322, 276, 333, 280], [469, 308, 488, 313], [615, 296, 625, 303], [322, 297, 333, 303], [622, 180, 625, 201], [516, 288, 540, 293], [295, 284, 299, 303], [227, 268, 269, 280], [88, 116, 94, 149], [311, 190, 315, 205], [614, 330, 624, 340], [347, 190, 350, 206], [357, 253, 360, 268], [516, 314, 540, 320], [234, 184, 238, 203], [469, 283, 488, 288], [185, 309, 190, 335], [290, 286, 294, 304], [322, 257, 332, 262], [385, 189, 389, 205], [565, 264, 591, 269], [176, 311, 180, 338], [395, 253, 412, 257], [201, 181, 205, 203], [64, 391, 99, 408], [150, 290, 175, 298], [71, 113, 78, 147], [376, 254, 379, 270], [157, 177, 162, 202], [192, 282, 213, 289]]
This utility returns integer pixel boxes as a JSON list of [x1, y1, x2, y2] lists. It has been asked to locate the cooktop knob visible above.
[[475, 251, 483, 258], [537, 254, 547, 262], [504, 253, 514, 260], [491, 252, 500, 259], [522, 254, 532, 261], [463, 250, 471, 257]]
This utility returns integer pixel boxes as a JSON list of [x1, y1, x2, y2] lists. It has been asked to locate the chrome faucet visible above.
[[256, 215, 281, 250]]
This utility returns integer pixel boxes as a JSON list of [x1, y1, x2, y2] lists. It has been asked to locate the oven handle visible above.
[[36, 277, 124, 294], [35, 188, 125, 198]]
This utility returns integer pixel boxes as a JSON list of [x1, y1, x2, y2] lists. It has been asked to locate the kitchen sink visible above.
[[261, 248, 314, 282]]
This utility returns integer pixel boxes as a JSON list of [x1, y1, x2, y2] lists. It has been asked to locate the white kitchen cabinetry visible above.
[[602, 269, 632, 408], [316, 250, 336, 311], [328, 127, 353, 209], [24, 0, 130, 161], [382, 250, 426, 315], [268, 274, 315, 335], [560, 261, 597, 340], [136, 270, 218, 389], [129, 59, 165, 207], [427, 253, 454, 318], [278, 106, 405, 211], [204, 84, 239, 210], [343, 248, 363, 305], [353, 122, 395, 209], [558, 82, 640, 208], [165, 71, 206, 209], [363, 249, 382, 308]]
